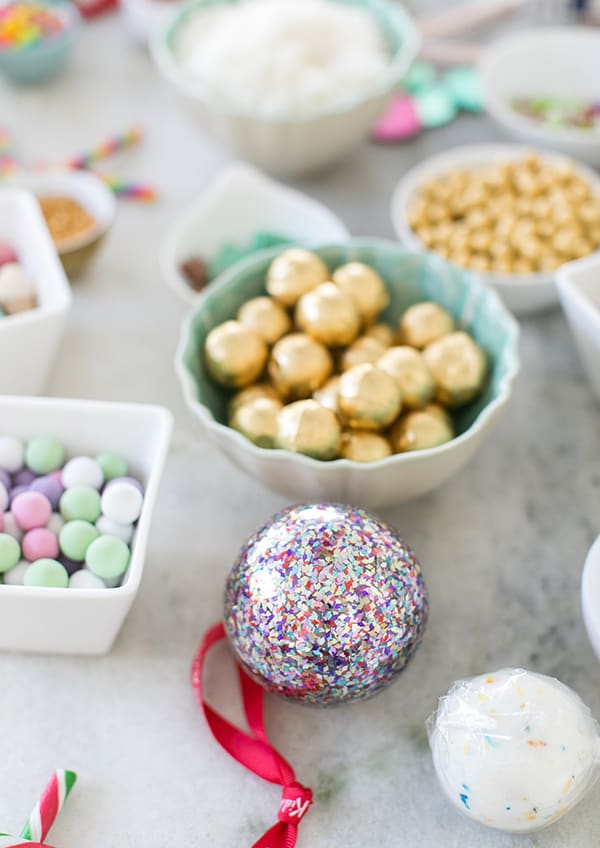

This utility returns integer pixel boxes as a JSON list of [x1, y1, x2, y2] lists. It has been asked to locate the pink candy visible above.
[[12, 491, 52, 530], [0, 240, 17, 268], [22, 527, 59, 561]]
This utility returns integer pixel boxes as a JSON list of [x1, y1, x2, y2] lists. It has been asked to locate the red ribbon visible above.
[[191, 622, 313, 848]]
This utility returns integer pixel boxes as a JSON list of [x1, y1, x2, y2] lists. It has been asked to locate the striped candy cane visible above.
[[0, 837, 48, 847], [19, 770, 77, 844]]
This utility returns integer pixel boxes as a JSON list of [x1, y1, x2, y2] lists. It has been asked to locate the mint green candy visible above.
[[443, 67, 483, 113], [403, 61, 437, 94], [96, 452, 128, 482], [59, 520, 99, 561], [25, 436, 65, 474], [23, 558, 68, 588], [85, 534, 130, 580], [60, 485, 102, 523], [414, 86, 457, 129], [0, 533, 20, 573]]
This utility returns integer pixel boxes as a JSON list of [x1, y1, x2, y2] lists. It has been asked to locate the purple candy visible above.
[[9, 485, 29, 505], [13, 469, 36, 487], [0, 470, 10, 490], [104, 476, 144, 494], [59, 555, 81, 577], [30, 476, 63, 509]]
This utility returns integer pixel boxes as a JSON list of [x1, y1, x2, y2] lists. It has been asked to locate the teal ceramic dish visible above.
[[0, 0, 81, 84], [176, 240, 520, 507]]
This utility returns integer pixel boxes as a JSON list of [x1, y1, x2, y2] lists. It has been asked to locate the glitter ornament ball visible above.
[[224, 503, 428, 706]]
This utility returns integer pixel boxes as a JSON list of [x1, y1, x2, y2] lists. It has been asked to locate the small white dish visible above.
[[160, 161, 350, 305], [556, 253, 600, 400], [479, 28, 600, 167], [0, 188, 72, 395], [390, 143, 600, 317], [0, 396, 173, 656], [582, 536, 600, 663]]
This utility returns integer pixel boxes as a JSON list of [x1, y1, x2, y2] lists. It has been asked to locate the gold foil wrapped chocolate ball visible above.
[[276, 399, 341, 460], [205, 320, 268, 388], [238, 296, 291, 345], [340, 431, 392, 462], [230, 397, 282, 448], [332, 262, 389, 324], [338, 364, 402, 431], [268, 333, 333, 400], [295, 282, 361, 347], [340, 336, 387, 371], [390, 407, 454, 453], [364, 323, 395, 348], [399, 302, 454, 349], [423, 331, 487, 408], [266, 248, 329, 307], [377, 346, 434, 409], [313, 376, 340, 413], [229, 382, 281, 416]]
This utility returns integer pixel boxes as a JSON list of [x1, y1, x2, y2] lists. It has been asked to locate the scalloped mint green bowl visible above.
[[176, 240, 520, 507]]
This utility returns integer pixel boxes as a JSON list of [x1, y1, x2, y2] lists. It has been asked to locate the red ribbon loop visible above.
[[191, 622, 313, 848]]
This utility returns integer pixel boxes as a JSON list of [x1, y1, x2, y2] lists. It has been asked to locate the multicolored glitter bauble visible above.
[[224, 503, 428, 706]]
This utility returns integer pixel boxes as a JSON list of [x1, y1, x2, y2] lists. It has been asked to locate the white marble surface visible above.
[[1, 11, 600, 848]]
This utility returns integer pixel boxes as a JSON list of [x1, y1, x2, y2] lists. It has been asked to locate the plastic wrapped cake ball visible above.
[[295, 282, 361, 347], [237, 296, 291, 345], [224, 503, 428, 705], [332, 261, 389, 323], [377, 346, 435, 409], [428, 668, 600, 832], [340, 336, 387, 372], [423, 331, 487, 408], [204, 321, 268, 388], [230, 397, 282, 448], [399, 302, 454, 349], [390, 406, 454, 453], [276, 399, 341, 460], [338, 364, 402, 431], [268, 333, 333, 400], [266, 248, 329, 307]]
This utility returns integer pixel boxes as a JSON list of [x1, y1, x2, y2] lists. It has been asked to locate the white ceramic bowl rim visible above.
[[152, 0, 421, 123], [391, 143, 600, 289], [479, 28, 600, 146], [175, 237, 520, 472]]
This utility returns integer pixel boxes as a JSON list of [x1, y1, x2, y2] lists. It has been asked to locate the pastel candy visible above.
[[85, 534, 130, 580], [60, 485, 102, 523], [69, 569, 106, 589], [30, 475, 63, 508], [3, 511, 23, 541], [372, 94, 422, 142], [25, 436, 65, 474], [59, 554, 82, 576], [0, 435, 24, 472], [106, 475, 143, 494], [9, 484, 29, 505], [3, 559, 29, 585], [101, 481, 143, 524], [22, 527, 59, 561], [13, 468, 36, 486], [46, 512, 65, 535], [61, 456, 104, 490], [414, 86, 457, 129], [59, 520, 99, 561], [0, 240, 17, 267], [0, 480, 8, 512], [12, 490, 52, 530], [96, 452, 128, 482], [95, 515, 133, 544], [0, 469, 10, 490], [0, 532, 20, 572], [23, 558, 69, 588]]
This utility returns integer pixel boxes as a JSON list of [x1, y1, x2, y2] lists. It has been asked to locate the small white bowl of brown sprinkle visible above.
[[391, 144, 600, 317]]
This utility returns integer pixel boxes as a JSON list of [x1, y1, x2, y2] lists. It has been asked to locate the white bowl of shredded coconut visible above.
[[152, 0, 419, 175]]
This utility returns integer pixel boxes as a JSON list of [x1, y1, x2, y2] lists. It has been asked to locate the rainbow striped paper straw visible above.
[[66, 126, 143, 170], [20, 770, 77, 844], [94, 171, 157, 202]]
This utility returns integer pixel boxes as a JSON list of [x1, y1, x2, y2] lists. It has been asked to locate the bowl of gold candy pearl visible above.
[[176, 241, 519, 507], [391, 144, 600, 317]]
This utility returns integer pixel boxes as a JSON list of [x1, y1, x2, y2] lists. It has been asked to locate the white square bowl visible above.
[[0, 396, 173, 655], [556, 254, 600, 400], [0, 188, 72, 394]]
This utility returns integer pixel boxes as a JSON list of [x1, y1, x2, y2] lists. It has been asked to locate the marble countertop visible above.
[[1, 10, 600, 848]]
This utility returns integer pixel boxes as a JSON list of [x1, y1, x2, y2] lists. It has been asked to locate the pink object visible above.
[[11, 491, 52, 531], [0, 240, 17, 267], [48, 470, 63, 485], [0, 512, 4, 532], [22, 527, 59, 561], [372, 95, 422, 142]]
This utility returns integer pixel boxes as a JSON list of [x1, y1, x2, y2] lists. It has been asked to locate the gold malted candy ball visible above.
[[204, 320, 268, 388], [364, 322, 395, 347], [340, 430, 392, 463], [229, 382, 281, 416], [377, 346, 434, 410], [338, 364, 402, 431], [399, 301, 455, 349], [390, 407, 454, 453], [295, 282, 361, 347], [276, 399, 341, 461], [423, 331, 487, 408], [229, 397, 283, 449], [268, 333, 333, 401], [340, 336, 387, 372], [266, 248, 329, 307], [332, 262, 390, 323], [313, 375, 341, 413], [237, 296, 291, 346]]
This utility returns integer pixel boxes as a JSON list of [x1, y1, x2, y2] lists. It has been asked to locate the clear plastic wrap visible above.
[[427, 668, 600, 833]]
